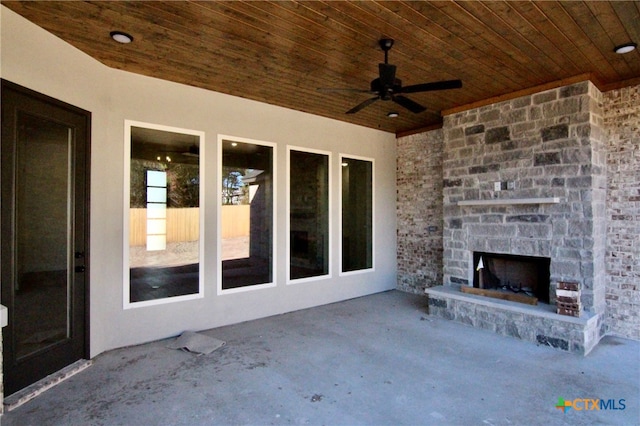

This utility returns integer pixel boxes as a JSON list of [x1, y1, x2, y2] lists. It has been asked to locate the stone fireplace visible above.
[[425, 80, 607, 355]]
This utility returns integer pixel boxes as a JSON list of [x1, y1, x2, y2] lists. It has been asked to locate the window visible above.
[[125, 121, 204, 307], [340, 156, 373, 273], [288, 148, 330, 281], [219, 137, 275, 292]]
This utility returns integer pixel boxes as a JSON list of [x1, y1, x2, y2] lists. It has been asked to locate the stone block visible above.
[[560, 83, 589, 98], [542, 98, 581, 118], [516, 223, 552, 239], [533, 91, 558, 104], [536, 334, 569, 351], [443, 178, 462, 188], [485, 238, 510, 253], [541, 124, 569, 141], [465, 124, 485, 135], [534, 152, 561, 166], [512, 96, 532, 109], [486, 126, 511, 144], [469, 164, 500, 174], [566, 176, 592, 188], [428, 297, 447, 308], [562, 147, 591, 164], [506, 108, 527, 124], [479, 108, 500, 122], [448, 218, 462, 229], [506, 214, 549, 223]]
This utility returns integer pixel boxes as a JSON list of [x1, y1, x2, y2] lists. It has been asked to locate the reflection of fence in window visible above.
[[146, 170, 167, 251], [129, 205, 248, 246]]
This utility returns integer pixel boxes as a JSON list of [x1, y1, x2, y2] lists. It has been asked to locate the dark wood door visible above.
[[1, 80, 90, 396]]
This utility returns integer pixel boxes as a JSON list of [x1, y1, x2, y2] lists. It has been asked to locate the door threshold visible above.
[[4, 359, 93, 412]]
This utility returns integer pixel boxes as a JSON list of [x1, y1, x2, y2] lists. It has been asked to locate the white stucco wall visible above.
[[1, 6, 397, 358]]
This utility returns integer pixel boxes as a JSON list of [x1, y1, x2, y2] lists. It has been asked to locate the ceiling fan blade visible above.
[[379, 63, 396, 88], [399, 79, 462, 94], [317, 87, 374, 94], [392, 95, 426, 113], [346, 96, 380, 114]]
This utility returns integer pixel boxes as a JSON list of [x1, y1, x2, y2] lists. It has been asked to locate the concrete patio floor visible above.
[[3, 290, 638, 425]]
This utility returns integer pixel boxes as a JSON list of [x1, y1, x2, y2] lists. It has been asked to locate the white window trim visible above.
[[339, 153, 375, 277], [286, 145, 332, 285], [217, 134, 277, 295], [123, 120, 205, 309]]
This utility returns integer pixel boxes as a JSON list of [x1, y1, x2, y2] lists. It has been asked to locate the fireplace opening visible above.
[[473, 252, 550, 304]]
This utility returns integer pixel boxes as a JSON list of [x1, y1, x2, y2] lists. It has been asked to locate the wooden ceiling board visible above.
[[466, 1, 577, 77], [401, 1, 526, 91], [535, 2, 620, 81], [2, 0, 639, 135]]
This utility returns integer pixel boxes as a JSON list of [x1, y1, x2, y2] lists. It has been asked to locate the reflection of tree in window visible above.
[[221, 141, 273, 290], [222, 167, 249, 205]]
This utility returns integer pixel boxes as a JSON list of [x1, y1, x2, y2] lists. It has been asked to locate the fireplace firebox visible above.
[[472, 252, 550, 304]]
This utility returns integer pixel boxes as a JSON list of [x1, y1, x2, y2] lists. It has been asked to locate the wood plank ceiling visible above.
[[3, 1, 639, 134]]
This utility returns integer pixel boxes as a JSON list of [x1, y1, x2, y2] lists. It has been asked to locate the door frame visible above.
[[1, 79, 91, 394]]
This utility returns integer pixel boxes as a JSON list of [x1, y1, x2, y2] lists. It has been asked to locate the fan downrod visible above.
[[379, 38, 394, 63]]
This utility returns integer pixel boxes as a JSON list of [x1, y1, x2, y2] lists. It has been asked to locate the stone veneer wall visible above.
[[396, 130, 444, 294], [442, 81, 606, 318], [603, 84, 640, 340], [397, 80, 640, 343]]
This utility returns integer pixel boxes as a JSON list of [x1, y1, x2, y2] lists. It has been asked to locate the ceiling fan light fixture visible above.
[[110, 31, 133, 44], [614, 42, 636, 54], [387, 111, 399, 118]]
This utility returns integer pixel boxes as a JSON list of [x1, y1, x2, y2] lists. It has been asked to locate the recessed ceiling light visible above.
[[110, 31, 133, 44], [387, 112, 399, 118], [614, 42, 636, 54]]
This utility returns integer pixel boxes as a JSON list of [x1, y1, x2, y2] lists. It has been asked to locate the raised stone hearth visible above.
[[425, 286, 599, 353], [430, 81, 607, 355]]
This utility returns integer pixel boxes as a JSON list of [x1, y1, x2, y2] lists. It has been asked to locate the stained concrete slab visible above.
[[2, 290, 638, 425]]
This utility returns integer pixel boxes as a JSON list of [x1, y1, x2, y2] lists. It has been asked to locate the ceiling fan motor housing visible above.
[[371, 77, 402, 100]]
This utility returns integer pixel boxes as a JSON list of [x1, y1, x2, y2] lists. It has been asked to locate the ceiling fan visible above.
[[319, 39, 462, 115]]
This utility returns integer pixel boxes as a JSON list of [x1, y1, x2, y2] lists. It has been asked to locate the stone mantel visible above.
[[457, 197, 560, 206]]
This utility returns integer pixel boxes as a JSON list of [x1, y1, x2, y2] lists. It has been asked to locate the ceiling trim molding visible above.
[[395, 123, 443, 139], [601, 76, 640, 93]]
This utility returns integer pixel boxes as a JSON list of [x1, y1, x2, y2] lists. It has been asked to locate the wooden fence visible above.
[[129, 205, 250, 246]]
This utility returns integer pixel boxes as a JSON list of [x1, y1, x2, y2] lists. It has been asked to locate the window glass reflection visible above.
[[129, 125, 200, 303], [221, 140, 273, 290], [289, 150, 329, 280], [341, 157, 373, 272]]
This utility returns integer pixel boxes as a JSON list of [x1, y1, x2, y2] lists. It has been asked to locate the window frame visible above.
[[123, 120, 205, 309], [286, 146, 332, 285], [217, 134, 277, 295], [339, 154, 375, 276]]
